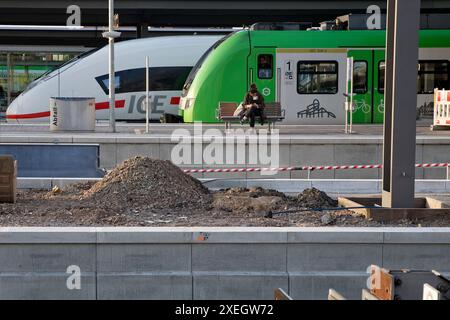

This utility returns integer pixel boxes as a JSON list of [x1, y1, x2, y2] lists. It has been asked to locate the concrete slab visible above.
[[0, 274, 96, 300], [191, 230, 287, 243], [289, 273, 368, 300], [415, 180, 447, 193], [115, 143, 160, 165], [0, 228, 97, 243], [51, 178, 101, 188], [17, 178, 52, 189], [290, 145, 335, 179], [382, 228, 450, 243], [334, 144, 381, 179], [310, 179, 381, 194], [97, 228, 192, 243], [97, 274, 192, 300], [287, 228, 384, 243], [192, 244, 286, 272], [382, 244, 450, 270], [99, 143, 117, 168], [0, 244, 95, 272], [287, 244, 383, 272], [0, 228, 448, 300], [193, 273, 288, 300], [97, 244, 191, 272]]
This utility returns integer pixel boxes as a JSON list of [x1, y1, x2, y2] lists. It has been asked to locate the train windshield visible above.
[[21, 47, 101, 93], [181, 33, 234, 97]]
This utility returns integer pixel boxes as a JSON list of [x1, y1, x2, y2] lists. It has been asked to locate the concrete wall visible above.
[[2, 133, 450, 179], [0, 227, 449, 300], [97, 137, 450, 180]]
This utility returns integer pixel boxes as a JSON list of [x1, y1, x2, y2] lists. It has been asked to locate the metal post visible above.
[[345, 57, 354, 134], [145, 56, 150, 134], [108, 0, 116, 133], [349, 57, 354, 134], [6, 53, 11, 106], [382, 0, 421, 208]]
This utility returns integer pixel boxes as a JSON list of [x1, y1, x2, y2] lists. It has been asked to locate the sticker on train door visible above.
[[284, 60, 295, 85]]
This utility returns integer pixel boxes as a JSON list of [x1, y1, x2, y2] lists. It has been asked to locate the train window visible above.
[[99, 76, 121, 92], [258, 54, 273, 79], [96, 66, 192, 94], [353, 61, 368, 94], [297, 61, 338, 94], [417, 61, 449, 94], [379, 60, 450, 94]]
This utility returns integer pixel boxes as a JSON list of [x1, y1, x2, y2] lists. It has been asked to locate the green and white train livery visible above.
[[180, 29, 450, 124]]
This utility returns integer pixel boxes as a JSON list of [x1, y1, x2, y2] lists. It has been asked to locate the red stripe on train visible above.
[[6, 111, 51, 119], [6, 100, 126, 119], [95, 100, 126, 110], [170, 97, 181, 105]]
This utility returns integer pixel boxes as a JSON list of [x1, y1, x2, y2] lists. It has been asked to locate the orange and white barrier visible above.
[[433, 89, 450, 128]]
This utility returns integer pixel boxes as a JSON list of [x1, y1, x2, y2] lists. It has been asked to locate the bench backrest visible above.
[[218, 102, 238, 117], [264, 102, 282, 117]]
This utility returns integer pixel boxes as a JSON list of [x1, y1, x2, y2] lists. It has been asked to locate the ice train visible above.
[[6, 35, 224, 123]]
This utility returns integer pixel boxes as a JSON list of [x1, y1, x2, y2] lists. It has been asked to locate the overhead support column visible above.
[[382, 0, 421, 208]]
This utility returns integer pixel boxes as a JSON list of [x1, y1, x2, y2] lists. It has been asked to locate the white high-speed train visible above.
[[6, 35, 224, 123]]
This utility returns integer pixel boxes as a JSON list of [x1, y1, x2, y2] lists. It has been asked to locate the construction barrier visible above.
[[432, 88, 450, 130], [183, 163, 449, 174]]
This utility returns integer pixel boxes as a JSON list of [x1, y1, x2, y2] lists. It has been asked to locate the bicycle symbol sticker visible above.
[[353, 100, 371, 114]]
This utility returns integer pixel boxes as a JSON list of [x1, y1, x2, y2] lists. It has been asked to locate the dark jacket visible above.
[[243, 92, 265, 109]]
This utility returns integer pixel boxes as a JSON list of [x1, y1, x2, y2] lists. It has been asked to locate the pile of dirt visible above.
[[82, 156, 211, 211], [296, 188, 338, 208], [213, 187, 289, 214], [221, 187, 287, 198]]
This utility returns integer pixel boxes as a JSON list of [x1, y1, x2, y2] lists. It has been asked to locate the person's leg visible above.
[[259, 109, 266, 125], [253, 108, 264, 125], [248, 106, 256, 128]]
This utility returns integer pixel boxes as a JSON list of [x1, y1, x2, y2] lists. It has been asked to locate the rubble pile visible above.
[[296, 187, 338, 208], [82, 156, 211, 210]]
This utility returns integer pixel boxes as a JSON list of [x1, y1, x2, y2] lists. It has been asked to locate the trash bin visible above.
[[50, 97, 95, 132]]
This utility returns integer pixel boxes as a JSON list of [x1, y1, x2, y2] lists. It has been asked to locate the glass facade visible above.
[[0, 51, 80, 115]]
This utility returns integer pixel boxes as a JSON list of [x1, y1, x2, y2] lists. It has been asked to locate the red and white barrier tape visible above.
[[183, 163, 449, 174]]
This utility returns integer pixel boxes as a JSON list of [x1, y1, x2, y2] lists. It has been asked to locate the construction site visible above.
[[0, 0, 450, 304]]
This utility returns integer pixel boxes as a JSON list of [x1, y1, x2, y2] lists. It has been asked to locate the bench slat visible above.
[[217, 101, 283, 124]]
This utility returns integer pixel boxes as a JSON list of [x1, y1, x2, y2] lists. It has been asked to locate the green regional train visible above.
[[180, 28, 450, 124]]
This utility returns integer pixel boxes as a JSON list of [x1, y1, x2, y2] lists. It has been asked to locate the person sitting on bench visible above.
[[241, 83, 266, 128]]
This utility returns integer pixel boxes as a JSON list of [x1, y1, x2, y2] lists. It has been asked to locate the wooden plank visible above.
[[370, 267, 394, 300], [328, 289, 347, 300], [362, 289, 380, 300], [0, 156, 16, 204], [339, 197, 450, 222], [274, 288, 293, 300]]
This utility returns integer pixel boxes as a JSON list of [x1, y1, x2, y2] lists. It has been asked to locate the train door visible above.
[[348, 50, 373, 124], [247, 48, 276, 102], [276, 48, 347, 124], [373, 50, 385, 123]]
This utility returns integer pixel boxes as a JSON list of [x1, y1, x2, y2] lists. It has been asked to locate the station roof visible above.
[[1, 0, 450, 47], [0, 0, 415, 27]]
